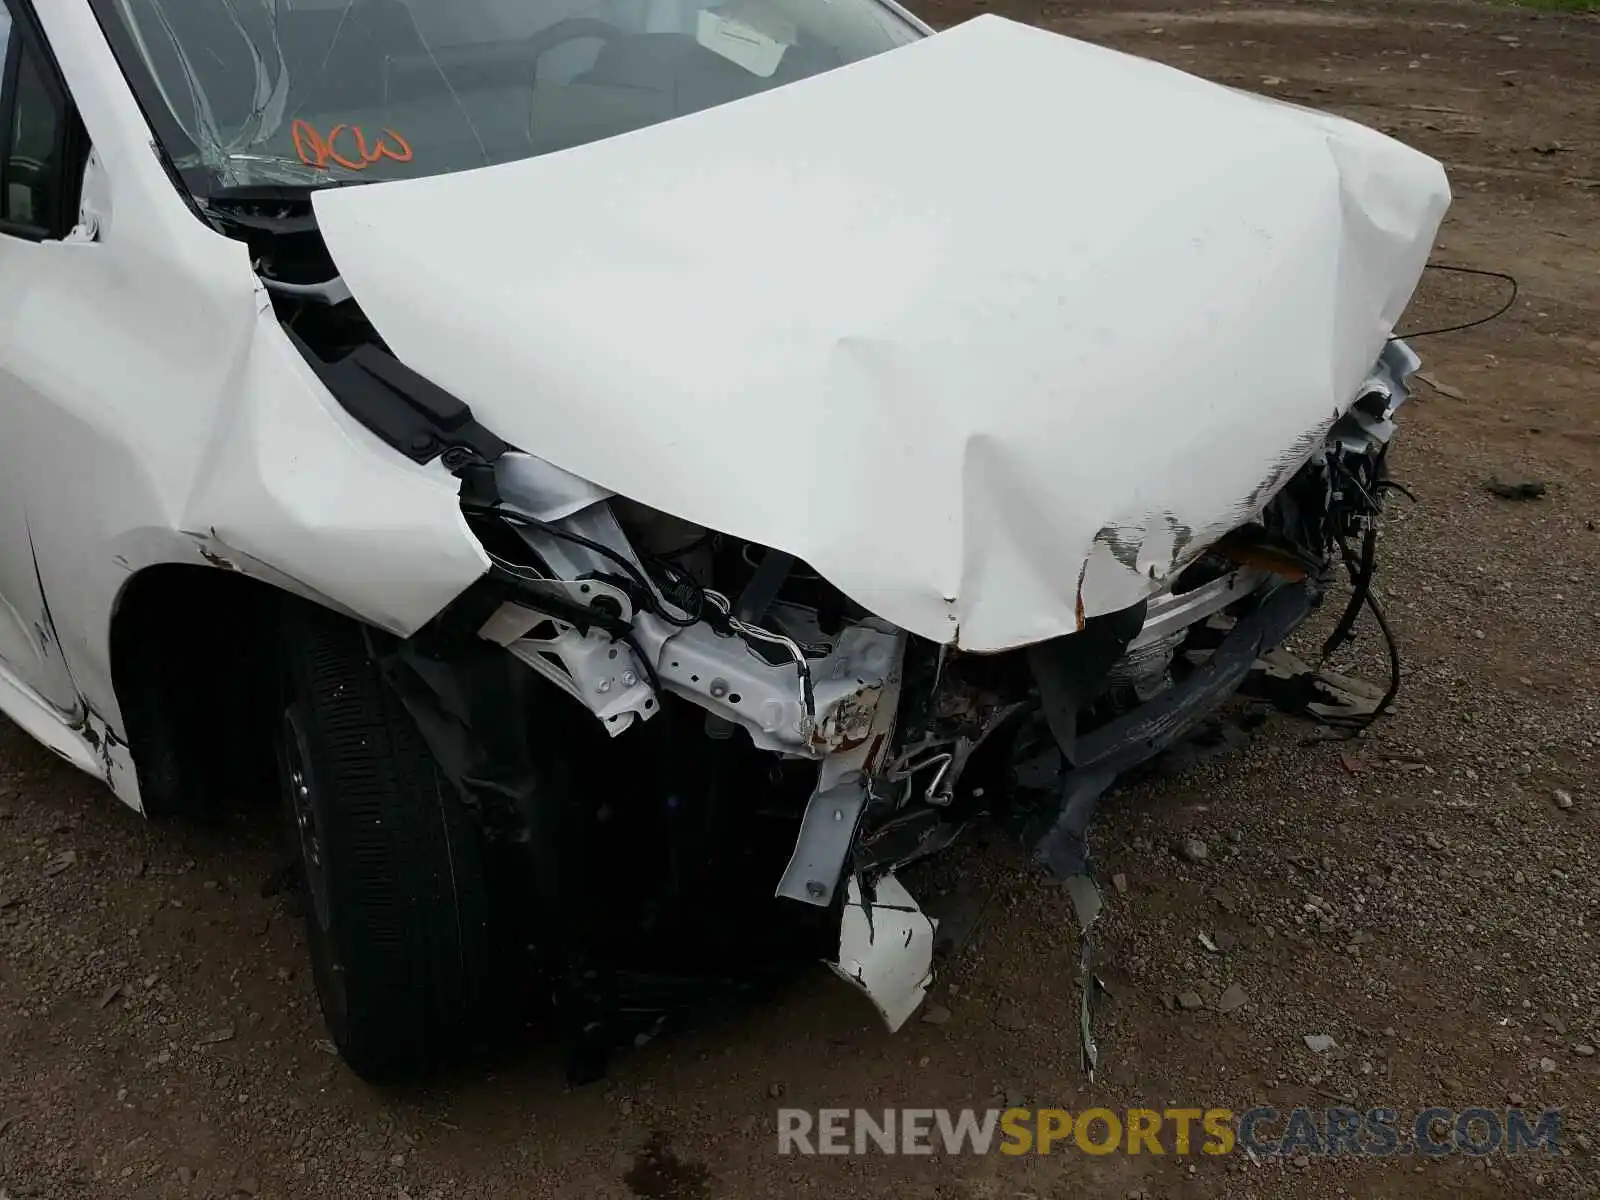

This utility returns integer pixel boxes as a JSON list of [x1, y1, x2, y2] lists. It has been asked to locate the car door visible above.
[[0, 0, 88, 716]]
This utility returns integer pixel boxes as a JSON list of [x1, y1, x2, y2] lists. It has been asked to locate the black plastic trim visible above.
[[290, 334, 509, 467]]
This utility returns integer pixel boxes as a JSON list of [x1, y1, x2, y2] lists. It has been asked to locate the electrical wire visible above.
[[1390, 264, 1519, 341], [702, 589, 818, 723], [1313, 531, 1401, 739], [1311, 439, 1408, 739], [477, 505, 817, 721]]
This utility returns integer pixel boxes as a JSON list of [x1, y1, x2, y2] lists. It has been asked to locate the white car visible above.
[[0, 0, 1446, 1081]]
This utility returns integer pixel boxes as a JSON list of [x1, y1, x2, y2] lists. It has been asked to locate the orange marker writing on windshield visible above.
[[293, 120, 413, 171]]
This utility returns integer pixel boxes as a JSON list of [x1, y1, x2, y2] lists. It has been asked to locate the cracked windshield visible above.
[[95, 0, 920, 188]]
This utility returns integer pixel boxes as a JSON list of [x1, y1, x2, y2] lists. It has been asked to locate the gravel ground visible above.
[[2, 0, 1598, 1197]]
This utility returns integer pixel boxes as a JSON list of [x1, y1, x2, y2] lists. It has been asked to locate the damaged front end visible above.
[[316, 336, 1418, 1081], [182, 5, 1444, 1079]]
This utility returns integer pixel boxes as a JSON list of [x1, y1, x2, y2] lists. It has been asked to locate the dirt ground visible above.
[[3, 1, 1599, 1197]]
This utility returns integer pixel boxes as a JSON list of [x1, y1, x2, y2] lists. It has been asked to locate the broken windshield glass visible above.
[[93, 0, 922, 190]]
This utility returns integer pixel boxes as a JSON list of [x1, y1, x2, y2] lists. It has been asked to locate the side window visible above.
[[0, 2, 81, 239]]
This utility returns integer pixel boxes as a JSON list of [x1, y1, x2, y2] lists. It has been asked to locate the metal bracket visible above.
[[478, 585, 658, 736], [776, 640, 905, 907]]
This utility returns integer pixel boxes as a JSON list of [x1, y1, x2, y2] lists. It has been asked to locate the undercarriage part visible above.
[[1127, 566, 1270, 652], [1103, 630, 1183, 707], [1245, 647, 1389, 727]]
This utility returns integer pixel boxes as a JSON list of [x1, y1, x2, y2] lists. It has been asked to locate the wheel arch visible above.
[[108, 561, 287, 818]]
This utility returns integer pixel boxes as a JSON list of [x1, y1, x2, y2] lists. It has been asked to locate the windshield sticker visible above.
[[292, 121, 414, 172]]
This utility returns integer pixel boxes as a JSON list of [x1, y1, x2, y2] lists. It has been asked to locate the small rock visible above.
[[1112, 873, 1129, 896], [1552, 789, 1573, 810], [390, 1154, 405, 1167], [1543, 1013, 1568, 1034], [1217, 983, 1249, 1014], [41, 849, 77, 877], [1177, 838, 1209, 864], [97, 983, 124, 1009], [920, 1003, 952, 1027], [1507, 1092, 1526, 1107], [993, 999, 1028, 1031], [1304, 1034, 1337, 1054], [768, 1082, 785, 1099], [1539, 1057, 1557, 1073], [1573, 1044, 1596, 1058], [1424, 832, 1445, 851], [235, 1177, 259, 1197], [1176, 991, 1205, 1011], [197, 1025, 236, 1046], [176, 1166, 194, 1185], [1293, 1154, 1310, 1168]]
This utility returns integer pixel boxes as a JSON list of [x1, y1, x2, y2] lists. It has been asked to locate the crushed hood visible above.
[[312, 14, 1449, 652]]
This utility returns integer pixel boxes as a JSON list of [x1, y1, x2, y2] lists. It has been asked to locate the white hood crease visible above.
[[313, 15, 1449, 652]]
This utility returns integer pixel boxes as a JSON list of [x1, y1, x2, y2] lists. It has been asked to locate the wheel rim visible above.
[[281, 709, 333, 933]]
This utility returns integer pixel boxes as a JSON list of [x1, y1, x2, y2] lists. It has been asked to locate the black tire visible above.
[[275, 599, 507, 1082]]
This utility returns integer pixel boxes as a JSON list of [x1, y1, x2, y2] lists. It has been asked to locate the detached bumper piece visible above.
[[1015, 582, 1315, 1075]]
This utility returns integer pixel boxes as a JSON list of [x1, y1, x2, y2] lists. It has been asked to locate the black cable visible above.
[[1390, 263, 1518, 341], [1377, 479, 1418, 504], [1320, 527, 1376, 660], [1359, 588, 1402, 732], [1314, 532, 1401, 739]]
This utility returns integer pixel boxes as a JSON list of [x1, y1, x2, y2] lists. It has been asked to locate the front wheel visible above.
[[276, 599, 510, 1082]]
